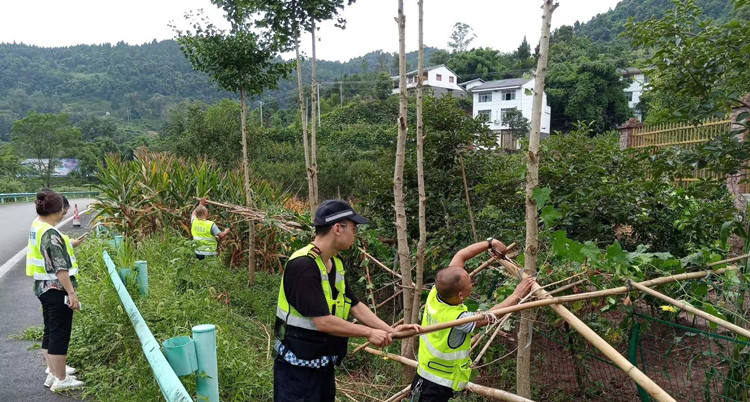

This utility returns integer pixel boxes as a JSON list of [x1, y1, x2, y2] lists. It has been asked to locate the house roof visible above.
[[459, 78, 485, 88], [469, 77, 532, 92], [391, 64, 459, 80]]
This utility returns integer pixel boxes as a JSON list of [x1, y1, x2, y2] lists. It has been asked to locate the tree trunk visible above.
[[310, 22, 320, 208], [240, 87, 256, 285], [412, 0, 426, 327], [394, 0, 416, 382], [517, 1, 558, 398], [295, 35, 314, 214]]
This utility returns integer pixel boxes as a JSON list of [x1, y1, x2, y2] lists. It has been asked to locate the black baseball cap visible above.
[[314, 199, 369, 226]]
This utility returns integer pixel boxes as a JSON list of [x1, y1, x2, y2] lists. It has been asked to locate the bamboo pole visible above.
[[363, 347, 535, 402], [628, 280, 750, 339], [392, 265, 738, 340], [359, 247, 403, 279], [472, 315, 511, 366], [468, 242, 517, 278], [384, 385, 411, 402], [547, 279, 587, 296]]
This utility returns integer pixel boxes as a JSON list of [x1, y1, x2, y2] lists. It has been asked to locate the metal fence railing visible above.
[[0, 191, 99, 203], [102, 250, 192, 402]]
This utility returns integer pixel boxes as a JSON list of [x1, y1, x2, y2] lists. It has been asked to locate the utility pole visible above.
[[339, 81, 343, 105], [317, 84, 321, 126], [258, 101, 264, 127]]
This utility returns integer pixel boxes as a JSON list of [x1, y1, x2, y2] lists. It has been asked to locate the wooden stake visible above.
[[547, 279, 587, 296], [384, 385, 411, 402], [363, 347, 535, 402], [359, 247, 402, 279], [472, 315, 511, 366], [628, 280, 750, 339]]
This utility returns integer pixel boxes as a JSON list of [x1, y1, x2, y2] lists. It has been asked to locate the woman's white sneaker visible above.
[[45, 365, 77, 375], [50, 376, 84, 392], [45, 373, 76, 388]]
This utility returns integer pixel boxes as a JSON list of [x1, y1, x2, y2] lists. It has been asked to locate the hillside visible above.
[[574, 0, 735, 43], [0, 40, 438, 138]]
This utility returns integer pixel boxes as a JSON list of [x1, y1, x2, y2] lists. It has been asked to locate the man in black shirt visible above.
[[274, 199, 421, 402]]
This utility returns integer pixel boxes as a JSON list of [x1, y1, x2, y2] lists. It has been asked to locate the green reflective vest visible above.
[[417, 286, 472, 391], [276, 244, 352, 331], [62, 235, 78, 269], [191, 218, 217, 255], [26, 219, 78, 280]]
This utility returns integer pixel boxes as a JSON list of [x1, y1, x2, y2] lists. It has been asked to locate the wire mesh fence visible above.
[[486, 301, 750, 401]]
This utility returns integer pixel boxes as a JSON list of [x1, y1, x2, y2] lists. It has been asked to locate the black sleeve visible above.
[[283, 257, 331, 317], [345, 280, 360, 307]]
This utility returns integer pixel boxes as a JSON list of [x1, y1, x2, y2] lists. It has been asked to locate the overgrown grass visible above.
[[67, 231, 279, 400], [64, 230, 415, 401]]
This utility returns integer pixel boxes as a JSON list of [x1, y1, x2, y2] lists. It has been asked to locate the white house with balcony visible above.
[[620, 67, 649, 119], [391, 65, 466, 97], [465, 77, 551, 136]]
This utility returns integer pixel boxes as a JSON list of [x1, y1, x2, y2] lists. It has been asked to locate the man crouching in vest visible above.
[[411, 238, 535, 402], [191, 198, 230, 260], [274, 199, 422, 402]]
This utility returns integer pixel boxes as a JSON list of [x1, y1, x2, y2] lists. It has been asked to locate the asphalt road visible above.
[[0, 199, 95, 401]]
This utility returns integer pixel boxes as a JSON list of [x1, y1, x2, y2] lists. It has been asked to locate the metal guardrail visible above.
[[0, 191, 99, 203], [102, 250, 192, 402]]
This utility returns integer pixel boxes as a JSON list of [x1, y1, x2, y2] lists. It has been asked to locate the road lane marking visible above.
[[0, 207, 91, 281]]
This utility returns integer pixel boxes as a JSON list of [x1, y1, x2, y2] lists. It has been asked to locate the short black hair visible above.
[[435, 266, 466, 300], [315, 224, 334, 236]]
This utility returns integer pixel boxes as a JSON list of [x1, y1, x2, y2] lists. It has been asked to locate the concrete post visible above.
[[617, 117, 644, 150], [135, 260, 148, 296]]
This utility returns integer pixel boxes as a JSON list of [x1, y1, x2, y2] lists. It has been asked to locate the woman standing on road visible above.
[[26, 190, 84, 392]]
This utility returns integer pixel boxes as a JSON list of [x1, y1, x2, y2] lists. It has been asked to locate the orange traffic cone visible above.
[[73, 204, 81, 227]]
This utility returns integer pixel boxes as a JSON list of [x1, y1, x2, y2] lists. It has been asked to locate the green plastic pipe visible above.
[[103, 250, 192, 402], [135, 260, 148, 296], [113, 234, 124, 250], [193, 324, 219, 402]]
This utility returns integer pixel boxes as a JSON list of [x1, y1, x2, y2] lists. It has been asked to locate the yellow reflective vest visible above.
[[26, 219, 78, 280], [277, 244, 352, 330], [417, 286, 472, 391], [191, 218, 217, 255], [62, 235, 78, 269], [275, 244, 352, 362]]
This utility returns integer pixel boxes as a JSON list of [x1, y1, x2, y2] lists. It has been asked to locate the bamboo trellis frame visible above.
[[629, 118, 731, 149], [363, 346, 535, 402]]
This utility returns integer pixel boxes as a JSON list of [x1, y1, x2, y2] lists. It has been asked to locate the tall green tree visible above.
[[448, 22, 476, 53], [11, 112, 80, 187], [626, 0, 750, 120], [252, 0, 357, 213], [446, 47, 507, 81], [545, 28, 631, 131], [173, 0, 292, 284]]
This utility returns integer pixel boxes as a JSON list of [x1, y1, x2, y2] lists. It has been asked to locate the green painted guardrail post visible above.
[[103, 250, 192, 402], [135, 260, 148, 296], [193, 324, 219, 402]]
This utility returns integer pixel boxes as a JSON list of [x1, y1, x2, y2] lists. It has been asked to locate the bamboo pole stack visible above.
[[364, 347, 534, 402]]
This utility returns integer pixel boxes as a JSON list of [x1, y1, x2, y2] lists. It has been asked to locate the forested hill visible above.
[[574, 0, 736, 43], [0, 39, 437, 137]]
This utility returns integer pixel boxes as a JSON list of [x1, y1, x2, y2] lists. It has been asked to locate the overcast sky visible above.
[[0, 0, 621, 62]]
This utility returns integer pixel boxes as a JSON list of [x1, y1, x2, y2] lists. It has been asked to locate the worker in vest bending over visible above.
[[274, 199, 422, 402], [27, 191, 85, 392], [411, 238, 536, 402], [61, 197, 86, 272], [191, 198, 230, 260]]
